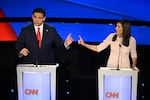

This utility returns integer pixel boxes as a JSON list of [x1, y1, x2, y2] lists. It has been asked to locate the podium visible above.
[[16, 64, 58, 100], [98, 67, 138, 100]]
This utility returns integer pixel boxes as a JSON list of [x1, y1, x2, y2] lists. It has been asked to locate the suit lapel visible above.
[[41, 24, 48, 47], [31, 25, 37, 42], [29, 25, 39, 47]]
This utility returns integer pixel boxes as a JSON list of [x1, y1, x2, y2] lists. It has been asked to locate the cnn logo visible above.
[[24, 89, 38, 95], [105, 91, 119, 98]]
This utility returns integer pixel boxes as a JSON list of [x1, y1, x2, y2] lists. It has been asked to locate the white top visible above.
[[97, 33, 137, 68], [34, 24, 43, 39]]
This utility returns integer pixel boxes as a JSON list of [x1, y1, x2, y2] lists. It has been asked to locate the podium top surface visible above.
[[98, 67, 138, 76], [17, 64, 59, 68], [99, 67, 133, 71]]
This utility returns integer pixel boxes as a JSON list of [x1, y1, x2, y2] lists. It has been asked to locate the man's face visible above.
[[32, 12, 46, 26]]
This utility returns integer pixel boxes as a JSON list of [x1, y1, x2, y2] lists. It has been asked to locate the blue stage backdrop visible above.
[[0, 0, 150, 45]]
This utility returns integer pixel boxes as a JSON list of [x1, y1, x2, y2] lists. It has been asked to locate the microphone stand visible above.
[[35, 60, 38, 67], [35, 40, 39, 67], [117, 44, 121, 70]]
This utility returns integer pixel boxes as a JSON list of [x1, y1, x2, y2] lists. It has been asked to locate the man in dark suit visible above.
[[15, 7, 73, 64]]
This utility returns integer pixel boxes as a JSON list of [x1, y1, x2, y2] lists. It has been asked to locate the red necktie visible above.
[[36, 27, 42, 48]]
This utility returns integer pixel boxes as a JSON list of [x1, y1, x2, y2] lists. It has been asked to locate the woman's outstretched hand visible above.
[[78, 35, 84, 45]]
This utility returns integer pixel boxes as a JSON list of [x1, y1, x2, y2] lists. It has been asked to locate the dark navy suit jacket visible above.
[[16, 23, 66, 64]]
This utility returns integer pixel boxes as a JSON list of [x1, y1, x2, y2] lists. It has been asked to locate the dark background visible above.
[[0, 41, 146, 100]]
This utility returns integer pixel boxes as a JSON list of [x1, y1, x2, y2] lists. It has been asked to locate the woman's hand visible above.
[[132, 66, 140, 72], [78, 35, 84, 45]]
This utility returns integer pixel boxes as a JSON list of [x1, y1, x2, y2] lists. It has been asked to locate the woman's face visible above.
[[115, 22, 123, 36]]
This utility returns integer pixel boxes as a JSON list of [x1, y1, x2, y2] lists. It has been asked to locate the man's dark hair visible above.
[[32, 8, 46, 17]]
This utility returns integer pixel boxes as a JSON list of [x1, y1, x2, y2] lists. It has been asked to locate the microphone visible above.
[[35, 59, 38, 67], [35, 40, 39, 67], [117, 44, 122, 70], [36, 40, 41, 67], [45, 29, 48, 33], [18, 54, 23, 58]]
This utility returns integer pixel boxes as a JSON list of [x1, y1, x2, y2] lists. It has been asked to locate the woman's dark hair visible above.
[[32, 8, 46, 17], [112, 19, 131, 46]]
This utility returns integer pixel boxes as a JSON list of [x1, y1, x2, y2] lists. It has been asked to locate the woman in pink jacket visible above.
[[78, 19, 139, 71]]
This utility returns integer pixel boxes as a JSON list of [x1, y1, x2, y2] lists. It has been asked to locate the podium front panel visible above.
[[98, 67, 138, 100], [17, 64, 57, 100]]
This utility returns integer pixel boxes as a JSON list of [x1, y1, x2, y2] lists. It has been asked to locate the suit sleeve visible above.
[[15, 27, 26, 54]]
